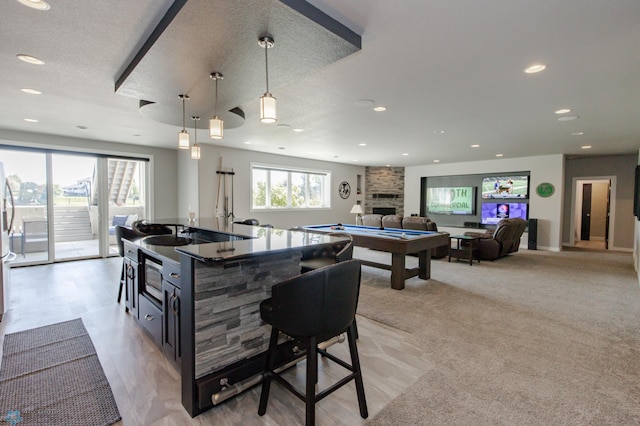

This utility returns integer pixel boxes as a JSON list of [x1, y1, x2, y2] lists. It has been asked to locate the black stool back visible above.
[[258, 259, 368, 425]]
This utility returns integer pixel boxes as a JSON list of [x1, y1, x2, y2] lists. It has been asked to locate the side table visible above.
[[448, 235, 480, 266]]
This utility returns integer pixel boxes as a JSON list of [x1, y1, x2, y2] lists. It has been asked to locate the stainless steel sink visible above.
[[143, 235, 193, 246]]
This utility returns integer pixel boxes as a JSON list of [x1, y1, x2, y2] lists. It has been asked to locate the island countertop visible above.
[[133, 217, 347, 263]]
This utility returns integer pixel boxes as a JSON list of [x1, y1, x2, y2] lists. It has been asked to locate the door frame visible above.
[[569, 175, 615, 248]]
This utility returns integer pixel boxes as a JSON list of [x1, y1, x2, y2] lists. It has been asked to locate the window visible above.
[[251, 164, 331, 210]]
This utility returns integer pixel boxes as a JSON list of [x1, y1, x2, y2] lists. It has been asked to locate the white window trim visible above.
[[250, 162, 332, 211]]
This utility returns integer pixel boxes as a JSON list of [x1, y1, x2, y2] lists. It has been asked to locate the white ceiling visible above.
[[1, 0, 639, 167]]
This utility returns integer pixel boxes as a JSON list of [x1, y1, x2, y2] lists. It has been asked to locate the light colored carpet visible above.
[[354, 247, 640, 425]]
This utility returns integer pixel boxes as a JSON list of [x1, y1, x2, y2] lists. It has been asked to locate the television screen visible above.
[[426, 187, 476, 215], [481, 175, 529, 199], [481, 202, 528, 225]]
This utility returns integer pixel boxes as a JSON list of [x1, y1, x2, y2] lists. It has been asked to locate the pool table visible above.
[[302, 224, 450, 290]]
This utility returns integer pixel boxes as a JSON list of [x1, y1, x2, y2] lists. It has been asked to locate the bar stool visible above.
[[299, 233, 353, 273], [258, 259, 368, 426]]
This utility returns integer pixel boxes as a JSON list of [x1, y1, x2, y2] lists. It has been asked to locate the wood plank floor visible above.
[[0, 257, 428, 425]]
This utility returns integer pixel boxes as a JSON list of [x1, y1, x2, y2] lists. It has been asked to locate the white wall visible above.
[[186, 145, 366, 229], [405, 154, 564, 251], [177, 149, 199, 219]]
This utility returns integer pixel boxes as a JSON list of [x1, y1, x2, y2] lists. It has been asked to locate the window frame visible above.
[[250, 163, 332, 211]]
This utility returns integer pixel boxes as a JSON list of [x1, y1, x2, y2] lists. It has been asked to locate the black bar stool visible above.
[[258, 259, 368, 425]]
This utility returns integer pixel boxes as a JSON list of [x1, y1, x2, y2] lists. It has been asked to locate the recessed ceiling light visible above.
[[555, 108, 571, 114], [24, 118, 38, 122], [17, 0, 50, 10], [277, 123, 290, 129], [244, 141, 252, 144], [358, 143, 367, 146], [373, 106, 387, 112], [352, 159, 358, 162], [496, 154, 503, 157], [20, 88, 41, 95], [292, 128, 304, 132], [385, 164, 391, 167], [334, 156, 339, 158], [471, 144, 480, 148], [355, 99, 374, 107], [433, 160, 440, 163], [76, 125, 88, 130], [524, 64, 546, 74], [558, 115, 579, 121], [581, 145, 592, 149], [571, 132, 585, 136], [402, 153, 409, 156], [17, 54, 44, 65], [278, 147, 285, 150], [133, 134, 141, 137], [433, 130, 445, 134]]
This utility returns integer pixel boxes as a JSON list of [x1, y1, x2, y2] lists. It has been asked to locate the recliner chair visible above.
[[464, 218, 527, 260]]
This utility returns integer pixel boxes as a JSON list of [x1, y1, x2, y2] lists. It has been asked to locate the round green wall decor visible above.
[[536, 182, 555, 198]]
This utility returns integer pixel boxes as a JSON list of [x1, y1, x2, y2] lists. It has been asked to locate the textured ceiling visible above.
[[0, 0, 639, 166], [116, 0, 360, 129]]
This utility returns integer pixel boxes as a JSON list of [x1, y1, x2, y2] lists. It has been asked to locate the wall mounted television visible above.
[[426, 187, 476, 215], [481, 175, 529, 199], [480, 202, 528, 225]]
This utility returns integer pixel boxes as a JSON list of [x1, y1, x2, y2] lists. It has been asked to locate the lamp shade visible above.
[[209, 116, 223, 139], [191, 144, 201, 160], [350, 204, 364, 214], [178, 130, 190, 149], [260, 93, 277, 123]]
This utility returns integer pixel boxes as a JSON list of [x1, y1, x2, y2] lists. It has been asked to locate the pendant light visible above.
[[258, 36, 277, 124], [178, 94, 190, 149], [209, 72, 224, 139], [191, 116, 201, 160]]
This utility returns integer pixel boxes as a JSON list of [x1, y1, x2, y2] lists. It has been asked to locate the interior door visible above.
[[580, 183, 592, 241]]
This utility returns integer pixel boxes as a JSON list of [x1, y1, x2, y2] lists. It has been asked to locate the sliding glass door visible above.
[[1, 149, 49, 265], [52, 154, 98, 260], [0, 147, 148, 265]]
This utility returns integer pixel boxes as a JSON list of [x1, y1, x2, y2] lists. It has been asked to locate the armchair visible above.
[[464, 218, 527, 260]]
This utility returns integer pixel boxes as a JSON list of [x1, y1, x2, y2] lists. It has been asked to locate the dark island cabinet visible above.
[[123, 241, 139, 317], [162, 279, 181, 368]]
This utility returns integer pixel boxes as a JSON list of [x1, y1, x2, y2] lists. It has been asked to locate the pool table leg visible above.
[[418, 249, 431, 280], [391, 252, 406, 290]]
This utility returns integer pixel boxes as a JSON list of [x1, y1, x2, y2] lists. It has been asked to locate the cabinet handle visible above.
[[144, 314, 155, 321], [170, 272, 180, 279]]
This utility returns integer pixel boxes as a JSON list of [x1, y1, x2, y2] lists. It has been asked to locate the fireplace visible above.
[[373, 207, 396, 215]]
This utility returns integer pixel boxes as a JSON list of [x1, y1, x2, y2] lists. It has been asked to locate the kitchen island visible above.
[[122, 219, 348, 416]]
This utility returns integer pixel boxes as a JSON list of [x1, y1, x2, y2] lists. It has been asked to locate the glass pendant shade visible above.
[[191, 144, 201, 160], [178, 94, 190, 149], [191, 115, 200, 160], [209, 72, 224, 139], [260, 93, 277, 124], [178, 130, 190, 149], [209, 116, 223, 139]]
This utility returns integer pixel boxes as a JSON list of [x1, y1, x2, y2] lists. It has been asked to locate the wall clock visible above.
[[338, 181, 351, 199], [536, 182, 555, 198]]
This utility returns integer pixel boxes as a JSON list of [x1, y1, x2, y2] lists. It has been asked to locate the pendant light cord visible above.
[[264, 43, 270, 93], [182, 96, 186, 131], [214, 78, 218, 115]]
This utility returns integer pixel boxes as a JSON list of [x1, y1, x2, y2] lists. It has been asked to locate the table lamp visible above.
[[350, 204, 364, 225]]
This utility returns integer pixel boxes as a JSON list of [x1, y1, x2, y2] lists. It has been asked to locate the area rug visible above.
[[0, 318, 121, 426]]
